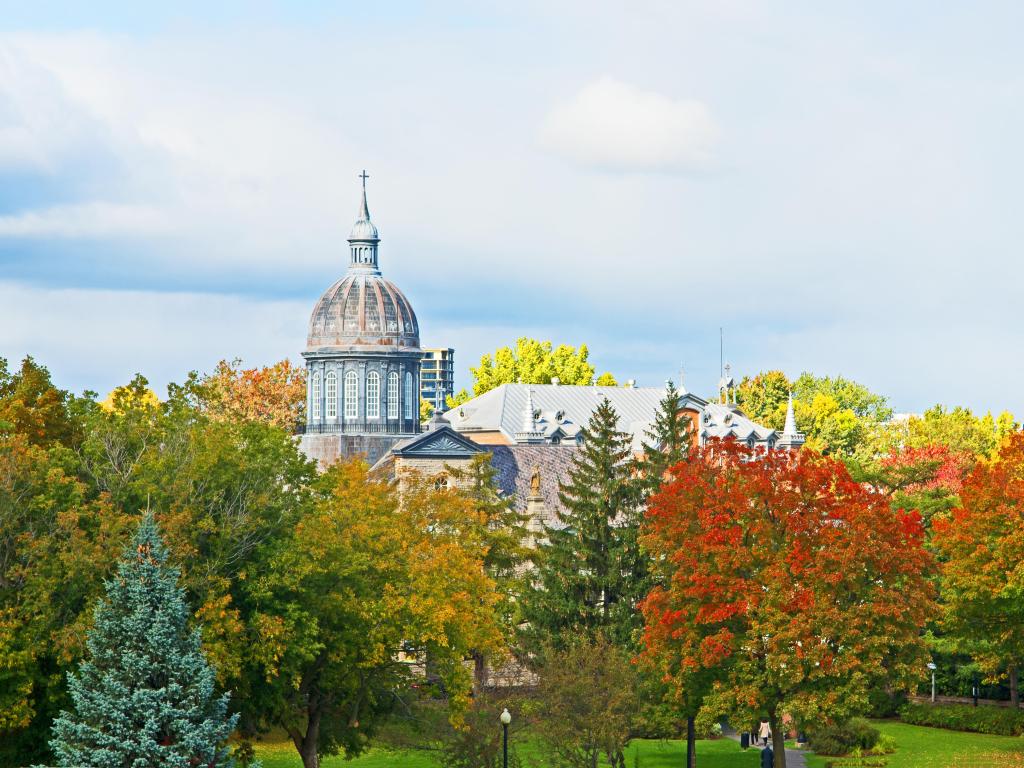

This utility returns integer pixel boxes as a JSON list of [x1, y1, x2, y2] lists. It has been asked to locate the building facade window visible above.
[[388, 371, 399, 419], [404, 372, 414, 420], [325, 371, 338, 419], [311, 372, 321, 420], [366, 371, 381, 419], [344, 371, 359, 419]]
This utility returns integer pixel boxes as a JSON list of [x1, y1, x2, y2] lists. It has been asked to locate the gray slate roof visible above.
[[443, 383, 781, 451], [488, 444, 580, 526], [444, 384, 667, 451]]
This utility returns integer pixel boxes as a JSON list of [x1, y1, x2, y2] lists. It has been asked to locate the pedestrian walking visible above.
[[761, 744, 774, 768], [758, 719, 772, 747]]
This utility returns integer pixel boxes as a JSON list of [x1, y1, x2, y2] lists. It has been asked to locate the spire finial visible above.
[[356, 170, 372, 223], [348, 170, 380, 270], [784, 391, 798, 435]]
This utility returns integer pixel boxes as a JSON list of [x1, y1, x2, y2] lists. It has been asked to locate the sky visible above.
[[1, 1, 1022, 415]]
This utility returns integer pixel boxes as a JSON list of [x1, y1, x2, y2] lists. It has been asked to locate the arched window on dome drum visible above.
[[404, 372, 414, 420], [388, 372, 399, 419], [311, 372, 321, 421], [324, 371, 338, 419], [344, 371, 358, 419], [366, 372, 381, 419]]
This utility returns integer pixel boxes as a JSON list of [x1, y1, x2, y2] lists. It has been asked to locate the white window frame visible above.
[[367, 371, 381, 419], [311, 372, 321, 420], [404, 371, 414, 420], [344, 371, 359, 419], [325, 371, 338, 420], [388, 372, 399, 419]]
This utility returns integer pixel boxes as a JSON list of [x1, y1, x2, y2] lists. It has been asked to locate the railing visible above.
[[295, 422, 415, 435], [909, 694, 1016, 708]]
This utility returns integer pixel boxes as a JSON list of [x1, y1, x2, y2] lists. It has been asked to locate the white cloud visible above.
[[0, 41, 111, 172], [539, 77, 717, 172], [0, 280, 307, 397], [0, 202, 171, 238]]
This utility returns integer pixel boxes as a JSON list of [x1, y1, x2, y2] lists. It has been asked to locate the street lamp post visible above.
[[927, 662, 937, 703], [500, 708, 511, 768]]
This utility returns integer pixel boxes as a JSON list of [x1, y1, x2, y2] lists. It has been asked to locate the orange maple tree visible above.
[[639, 441, 934, 766], [932, 432, 1024, 708], [195, 358, 306, 430]]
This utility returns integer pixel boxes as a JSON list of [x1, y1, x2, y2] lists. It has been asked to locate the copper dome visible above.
[[306, 272, 420, 353]]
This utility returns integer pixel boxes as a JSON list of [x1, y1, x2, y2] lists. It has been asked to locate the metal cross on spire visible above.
[[359, 169, 369, 190]]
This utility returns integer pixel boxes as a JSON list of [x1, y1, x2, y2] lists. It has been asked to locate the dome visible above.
[[306, 272, 420, 352], [349, 217, 378, 241]]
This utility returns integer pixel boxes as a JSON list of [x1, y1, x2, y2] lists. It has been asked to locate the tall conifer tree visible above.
[[50, 515, 239, 768], [521, 397, 645, 652], [636, 380, 691, 491]]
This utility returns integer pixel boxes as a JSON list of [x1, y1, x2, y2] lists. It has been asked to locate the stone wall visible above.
[[298, 433, 406, 469]]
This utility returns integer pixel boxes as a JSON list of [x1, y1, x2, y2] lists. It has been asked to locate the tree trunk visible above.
[[686, 715, 696, 768], [1011, 665, 1020, 709], [769, 708, 787, 768], [292, 703, 322, 768], [473, 650, 488, 692]]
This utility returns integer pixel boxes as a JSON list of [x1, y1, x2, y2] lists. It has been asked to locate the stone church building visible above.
[[298, 180, 804, 525]]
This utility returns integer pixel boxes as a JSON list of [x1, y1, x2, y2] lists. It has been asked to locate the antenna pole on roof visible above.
[[719, 327, 724, 379]]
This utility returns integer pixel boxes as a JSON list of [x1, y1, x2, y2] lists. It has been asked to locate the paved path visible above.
[[722, 725, 808, 767]]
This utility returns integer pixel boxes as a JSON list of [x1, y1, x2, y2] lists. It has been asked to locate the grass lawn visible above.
[[253, 735, 758, 768], [802, 720, 1024, 768]]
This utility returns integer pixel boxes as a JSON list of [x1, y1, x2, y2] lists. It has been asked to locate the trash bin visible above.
[[740, 732, 750, 749]]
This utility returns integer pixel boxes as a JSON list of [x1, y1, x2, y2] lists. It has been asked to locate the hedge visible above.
[[901, 701, 1024, 736]]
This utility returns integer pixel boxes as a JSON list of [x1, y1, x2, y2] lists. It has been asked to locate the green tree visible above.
[[50, 515, 239, 767], [792, 373, 891, 457], [0, 357, 130, 766], [420, 397, 434, 422], [735, 370, 891, 457], [636, 380, 691, 491], [446, 454, 532, 687], [445, 389, 472, 410], [77, 373, 317, 740], [0, 431, 132, 766], [734, 370, 792, 430], [877, 405, 1018, 460], [470, 338, 614, 397], [533, 635, 638, 768], [521, 398, 644, 652], [0, 356, 82, 448], [251, 460, 503, 768]]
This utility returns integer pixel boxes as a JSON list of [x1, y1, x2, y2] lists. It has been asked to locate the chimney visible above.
[[551, 377, 560, 386]]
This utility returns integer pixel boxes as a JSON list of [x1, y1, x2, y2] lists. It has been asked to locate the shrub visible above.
[[808, 718, 880, 756], [870, 733, 897, 755], [867, 686, 907, 718], [901, 702, 1024, 736]]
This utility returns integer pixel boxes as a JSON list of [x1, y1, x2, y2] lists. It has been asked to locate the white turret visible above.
[[777, 392, 805, 451]]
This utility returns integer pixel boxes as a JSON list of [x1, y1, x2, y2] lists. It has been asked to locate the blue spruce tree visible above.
[[49, 514, 240, 767]]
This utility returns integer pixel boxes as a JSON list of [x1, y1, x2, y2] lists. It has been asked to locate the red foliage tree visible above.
[[932, 432, 1024, 707], [640, 441, 934, 767]]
